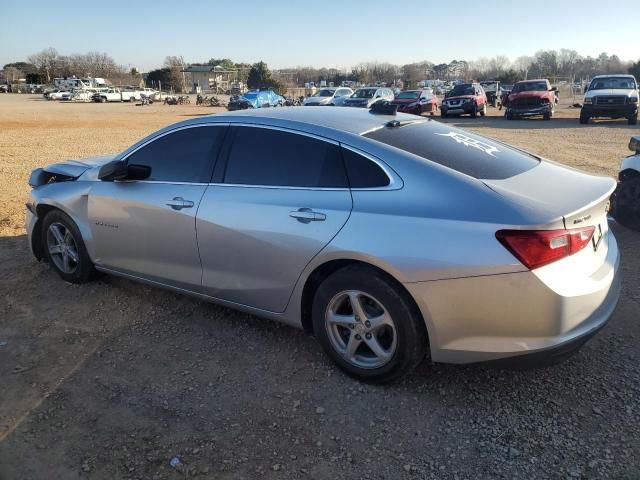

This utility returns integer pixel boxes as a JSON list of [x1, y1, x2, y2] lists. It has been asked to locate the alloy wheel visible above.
[[46, 222, 79, 274], [325, 290, 397, 369]]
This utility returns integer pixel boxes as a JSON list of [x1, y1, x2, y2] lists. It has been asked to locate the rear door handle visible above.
[[289, 208, 326, 223], [165, 197, 194, 210]]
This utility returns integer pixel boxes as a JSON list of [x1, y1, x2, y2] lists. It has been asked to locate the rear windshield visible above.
[[364, 121, 540, 180]]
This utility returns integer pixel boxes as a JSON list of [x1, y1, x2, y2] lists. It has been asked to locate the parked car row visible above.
[[43, 86, 159, 103]]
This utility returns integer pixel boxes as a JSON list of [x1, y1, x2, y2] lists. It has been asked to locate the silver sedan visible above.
[[26, 107, 621, 382]]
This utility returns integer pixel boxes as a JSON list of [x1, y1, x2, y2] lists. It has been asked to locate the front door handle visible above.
[[165, 197, 194, 210], [289, 208, 326, 223]]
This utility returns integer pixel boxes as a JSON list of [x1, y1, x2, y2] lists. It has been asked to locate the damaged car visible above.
[[505, 79, 556, 120], [26, 107, 621, 382]]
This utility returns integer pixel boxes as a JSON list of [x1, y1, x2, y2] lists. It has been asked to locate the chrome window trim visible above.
[[221, 123, 401, 191]]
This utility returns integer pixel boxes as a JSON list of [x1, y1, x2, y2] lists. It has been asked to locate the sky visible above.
[[1, 0, 638, 72]]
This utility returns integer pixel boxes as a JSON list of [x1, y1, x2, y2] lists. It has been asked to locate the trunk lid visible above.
[[484, 160, 615, 274]]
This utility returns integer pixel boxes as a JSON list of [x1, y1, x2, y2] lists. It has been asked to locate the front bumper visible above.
[[405, 232, 621, 364], [441, 102, 473, 115], [581, 103, 636, 118], [507, 104, 552, 116]]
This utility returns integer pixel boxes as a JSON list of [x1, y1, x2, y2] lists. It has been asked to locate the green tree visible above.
[[247, 61, 282, 92], [146, 68, 174, 90]]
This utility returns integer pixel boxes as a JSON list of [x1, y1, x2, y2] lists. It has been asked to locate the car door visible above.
[[89, 124, 228, 290], [196, 125, 353, 313]]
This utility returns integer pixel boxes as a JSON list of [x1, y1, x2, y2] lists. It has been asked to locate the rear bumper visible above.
[[405, 232, 621, 364], [581, 104, 636, 117]]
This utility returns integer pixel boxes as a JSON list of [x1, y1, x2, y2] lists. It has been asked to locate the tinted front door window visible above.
[[126, 126, 225, 183]]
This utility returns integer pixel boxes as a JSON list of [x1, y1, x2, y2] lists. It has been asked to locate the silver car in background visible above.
[[26, 108, 620, 382], [303, 87, 354, 106], [343, 87, 395, 108]]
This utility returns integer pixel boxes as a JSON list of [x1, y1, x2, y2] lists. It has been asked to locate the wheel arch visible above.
[[299, 258, 428, 343]]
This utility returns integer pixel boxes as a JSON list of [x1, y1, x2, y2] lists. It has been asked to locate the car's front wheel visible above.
[[42, 210, 95, 283], [312, 265, 427, 383], [629, 112, 638, 125]]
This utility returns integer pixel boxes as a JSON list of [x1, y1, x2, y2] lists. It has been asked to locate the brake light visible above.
[[496, 227, 595, 270]]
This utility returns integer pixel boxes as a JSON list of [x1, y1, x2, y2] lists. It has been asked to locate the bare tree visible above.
[[28, 47, 59, 82]]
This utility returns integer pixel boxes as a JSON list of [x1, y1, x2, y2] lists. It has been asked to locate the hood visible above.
[[29, 154, 116, 187], [444, 94, 474, 101], [391, 98, 419, 105], [304, 96, 331, 105], [508, 91, 548, 100], [585, 88, 638, 98], [43, 154, 116, 177]]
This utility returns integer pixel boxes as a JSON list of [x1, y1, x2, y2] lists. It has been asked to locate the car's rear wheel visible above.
[[312, 265, 427, 383], [100, 97, 106, 103], [505, 109, 513, 120], [42, 210, 95, 283], [440, 110, 447, 118], [614, 177, 640, 230], [129, 96, 136, 103]]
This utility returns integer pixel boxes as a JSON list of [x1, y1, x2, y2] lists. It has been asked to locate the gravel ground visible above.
[[0, 94, 639, 479]]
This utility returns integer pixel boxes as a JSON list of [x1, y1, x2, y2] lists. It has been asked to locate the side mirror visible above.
[[629, 136, 640, 154], [98, 160, 128, 181], [98, 161, 151, 181]]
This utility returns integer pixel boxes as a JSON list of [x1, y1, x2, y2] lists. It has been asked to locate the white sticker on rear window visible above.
[[436, 131, 499, 157]]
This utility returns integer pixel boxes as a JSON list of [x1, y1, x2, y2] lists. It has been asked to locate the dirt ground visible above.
[[0, 93, 639, 479]]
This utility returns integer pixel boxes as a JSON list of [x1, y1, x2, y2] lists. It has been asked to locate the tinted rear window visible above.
[[342, 148, 390, 188], [364, 121, 539, 180]]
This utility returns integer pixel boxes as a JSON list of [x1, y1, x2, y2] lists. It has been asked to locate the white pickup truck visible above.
[[92, 88, 142, 103]]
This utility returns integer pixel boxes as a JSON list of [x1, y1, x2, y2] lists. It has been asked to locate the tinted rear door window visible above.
[[364, 121, 539, 180], [126, 125, 225, 183], [224, 127, 348, 187]]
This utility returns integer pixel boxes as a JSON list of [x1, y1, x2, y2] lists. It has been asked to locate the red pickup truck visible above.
[[504, 79, 557, 120]]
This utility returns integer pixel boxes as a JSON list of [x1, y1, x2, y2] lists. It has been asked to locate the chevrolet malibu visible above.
[[26, 107, 621, 382]]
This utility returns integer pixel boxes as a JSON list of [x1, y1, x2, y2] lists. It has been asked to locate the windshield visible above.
[[588, 77, 637, 90], [312, 89, 335, 97], [353, 89, 376, 98], [397, 91, 420, 99], [448, 85, 474, 96], [512, 81, 548, 93]]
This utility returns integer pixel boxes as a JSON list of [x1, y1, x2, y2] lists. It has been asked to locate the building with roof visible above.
[[182, 64, 244, 94]]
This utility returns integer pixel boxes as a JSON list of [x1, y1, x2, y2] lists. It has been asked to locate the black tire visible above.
[[614, 177, 640, 231], [470, 105, 477, 118], [312, 265, 428, 383], [42, 210, 95, 283], [579, 112, 589, 124], [480, 104, 486, 116], [100, 97, 107, 103], [629, 113, 638, 125], [440, 110, 447, 118], [129, 96, 136, 103], [543, 105, 553, 120], [505, 110, 513, 120]]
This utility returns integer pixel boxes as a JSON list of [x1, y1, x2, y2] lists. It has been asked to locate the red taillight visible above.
[[496, 227, 595, 270]]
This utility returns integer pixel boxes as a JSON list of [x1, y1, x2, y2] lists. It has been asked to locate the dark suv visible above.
[[441, 83, 487, 118]]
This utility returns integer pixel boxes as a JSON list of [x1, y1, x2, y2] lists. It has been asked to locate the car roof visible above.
[[591, 74, 635, 79], [517, 79, 548, 83], [138, 107, 416, 141]]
